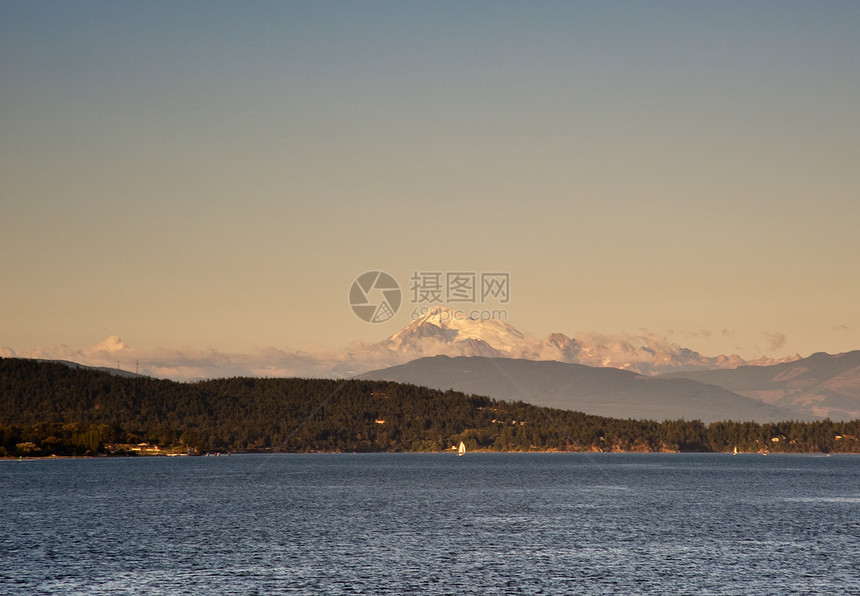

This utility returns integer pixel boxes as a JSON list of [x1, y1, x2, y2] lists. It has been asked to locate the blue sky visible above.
[[2, 1, 859, 371]]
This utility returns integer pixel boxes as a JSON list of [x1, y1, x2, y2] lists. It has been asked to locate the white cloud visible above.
[[0, 336, 405, 381], [89, 335, 128, 354], [1, 324, 795, 382]]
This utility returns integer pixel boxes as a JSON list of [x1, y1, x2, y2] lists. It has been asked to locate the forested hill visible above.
[[1, 357, 858, 457]]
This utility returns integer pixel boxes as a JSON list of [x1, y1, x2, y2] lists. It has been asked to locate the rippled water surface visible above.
[[2, 453, 858, 595]]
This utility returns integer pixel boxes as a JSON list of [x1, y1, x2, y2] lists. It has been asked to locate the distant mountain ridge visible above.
[[39, 359, 144, 379], [358, 355, 811, 424], [2, 307, 803, 381], [660, 350, 860, 421], [3, 357, 856, 457], [374, 307, 799, 375]]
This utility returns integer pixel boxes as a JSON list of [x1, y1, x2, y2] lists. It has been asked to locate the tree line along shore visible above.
[[1, 358, 858, 457]]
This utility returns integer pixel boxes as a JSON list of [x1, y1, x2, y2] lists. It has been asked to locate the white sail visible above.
[[458, 441, 466, 457]]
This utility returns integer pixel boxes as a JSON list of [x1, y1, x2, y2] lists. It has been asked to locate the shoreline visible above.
[[3, 449, 853, 460]]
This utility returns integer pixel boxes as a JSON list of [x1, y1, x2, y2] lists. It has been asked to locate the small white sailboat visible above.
[[457, 441, 466, 457], [733, 446, 738, 456]]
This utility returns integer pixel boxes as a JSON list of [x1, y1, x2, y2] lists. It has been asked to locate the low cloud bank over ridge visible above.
[[2, 308, 798, 381]]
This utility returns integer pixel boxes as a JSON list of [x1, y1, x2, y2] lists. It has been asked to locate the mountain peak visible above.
[[376, 309, 807, 377], [411, 306, 459, 327], [384, 306, 525, 354]]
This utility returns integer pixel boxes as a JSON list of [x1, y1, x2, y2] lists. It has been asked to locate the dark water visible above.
[[1, 453, 858, 595]]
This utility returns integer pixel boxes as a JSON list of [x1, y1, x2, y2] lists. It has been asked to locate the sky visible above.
[[2, 1, 859, 377]]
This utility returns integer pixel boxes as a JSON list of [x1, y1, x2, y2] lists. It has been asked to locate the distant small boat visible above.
[[733, 446, 738, 456], [458, 441, 466, 457]]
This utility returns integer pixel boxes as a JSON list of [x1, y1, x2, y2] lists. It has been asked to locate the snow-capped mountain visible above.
[[31, 307, 800, 381], [382, 307, 526, 356], [374, 306, 798, 375]]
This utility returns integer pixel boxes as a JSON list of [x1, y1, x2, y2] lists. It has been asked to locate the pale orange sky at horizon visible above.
[[2, 2, 859, 373]]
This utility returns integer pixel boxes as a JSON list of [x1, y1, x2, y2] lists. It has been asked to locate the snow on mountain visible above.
[[383, 307, 525, 355], [373, 306, 798, 375], [18, 307, 801, 381]]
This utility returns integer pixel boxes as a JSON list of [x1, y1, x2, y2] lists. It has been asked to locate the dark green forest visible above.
[[1, 358, 858, 457]]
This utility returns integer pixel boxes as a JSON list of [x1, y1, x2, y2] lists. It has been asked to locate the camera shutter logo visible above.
[[349, 271, 401, 323]]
